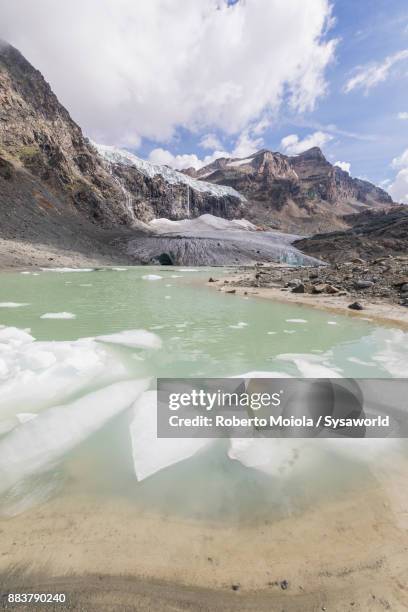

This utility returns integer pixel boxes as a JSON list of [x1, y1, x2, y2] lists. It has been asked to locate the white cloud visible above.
[[334, 161, 351, 174], [149, 125, 264, 170], [199, 134, 222, 150], [231, 129, 264, 158], [280, 131, 333, 155], [389, 148, 408, 203], [344, 49, 408, 94], [398, 112, 408, 120], [148, 147, 228, 170], [389, 169, 408, 203], [0, 0, 335, 145], [391, 149, 408, 169]]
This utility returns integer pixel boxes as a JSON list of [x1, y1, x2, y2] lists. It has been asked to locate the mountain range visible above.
[[185, 147, 393, 233], [0, 41, 404, 266]]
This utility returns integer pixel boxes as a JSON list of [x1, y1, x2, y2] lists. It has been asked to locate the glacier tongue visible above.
[[94, 143, 246, 201]]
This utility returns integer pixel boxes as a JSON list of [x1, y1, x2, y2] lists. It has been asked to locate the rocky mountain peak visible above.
[[293, 146, 326, 161], [191, 146, 394, 233]]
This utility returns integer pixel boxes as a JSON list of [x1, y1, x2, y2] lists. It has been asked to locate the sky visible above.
[[0, 0, 407, 201]]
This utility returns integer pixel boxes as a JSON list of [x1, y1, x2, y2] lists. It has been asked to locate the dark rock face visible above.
[[186, 147, 394, 234], [0, 42, 243, 234]]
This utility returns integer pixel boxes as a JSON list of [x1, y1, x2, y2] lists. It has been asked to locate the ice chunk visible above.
[[130, 391, 213, 480], [40, 268, 94, 273], [142, 274, 162, 281], [0, 326, 34, 346], [0, 303, 29, 308], [40, 312, 76, 319], [16, 413, 38, 424], [96, 329, 162, 350], [286, 319, 307, 323], [347, 357, 376, 367], [228, 438, 321, 478], [371, 329, 408, 377], [0, 379, 150, 494], [0, 331, 131, 417], [229, 322, 248, 329]]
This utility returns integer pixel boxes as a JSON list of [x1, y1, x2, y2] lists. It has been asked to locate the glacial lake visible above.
[[0, 266, 407, 521]]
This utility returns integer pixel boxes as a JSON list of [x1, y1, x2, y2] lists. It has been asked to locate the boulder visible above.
[[348, 301, 364, 311], [312, 284, 326, 294], [325, 284, 340, 294]]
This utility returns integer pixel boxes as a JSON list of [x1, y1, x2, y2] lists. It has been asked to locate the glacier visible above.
[[95, 143, 246, 201]]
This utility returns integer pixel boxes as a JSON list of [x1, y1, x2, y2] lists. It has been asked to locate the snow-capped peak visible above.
[[94, 143, 246, 201]]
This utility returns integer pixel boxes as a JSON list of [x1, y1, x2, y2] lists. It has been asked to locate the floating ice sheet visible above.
[[0, 379, 150, 494], [40, 312, 76, 319]]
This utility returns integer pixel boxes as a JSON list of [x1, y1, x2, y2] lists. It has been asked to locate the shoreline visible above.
[[209, 270, 408, 330], [1, 468, 407, 610]]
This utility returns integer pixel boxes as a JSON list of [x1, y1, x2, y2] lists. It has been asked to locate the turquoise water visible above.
[[0, 266, 406, 519]]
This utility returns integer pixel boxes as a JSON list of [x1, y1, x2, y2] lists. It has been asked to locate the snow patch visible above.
[[226, 157, 253, 167]]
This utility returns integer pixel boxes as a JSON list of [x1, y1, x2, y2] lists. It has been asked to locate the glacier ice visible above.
[[95, 143, 246, 201]]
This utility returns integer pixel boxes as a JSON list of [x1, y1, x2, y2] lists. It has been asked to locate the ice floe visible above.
[[229, 322, 248, 329], [142, 274, 162, 281], [0, 379, 149, 495], [96, 329, 162, 350], [0, 303, 29, 308], [0, 326, 160, 419], [347, 357, 376, 367], [130, 391, 213, 481], [40, 312, 76, 320], [286, 319, 307, 323], [40, 268, 94, 273]]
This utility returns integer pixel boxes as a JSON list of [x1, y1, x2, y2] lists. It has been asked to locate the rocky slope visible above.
[[294, 206, 408, 263], [186, 148, 394, 233], [227, 254, 408, 311], [0, 41, 244, 263]]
